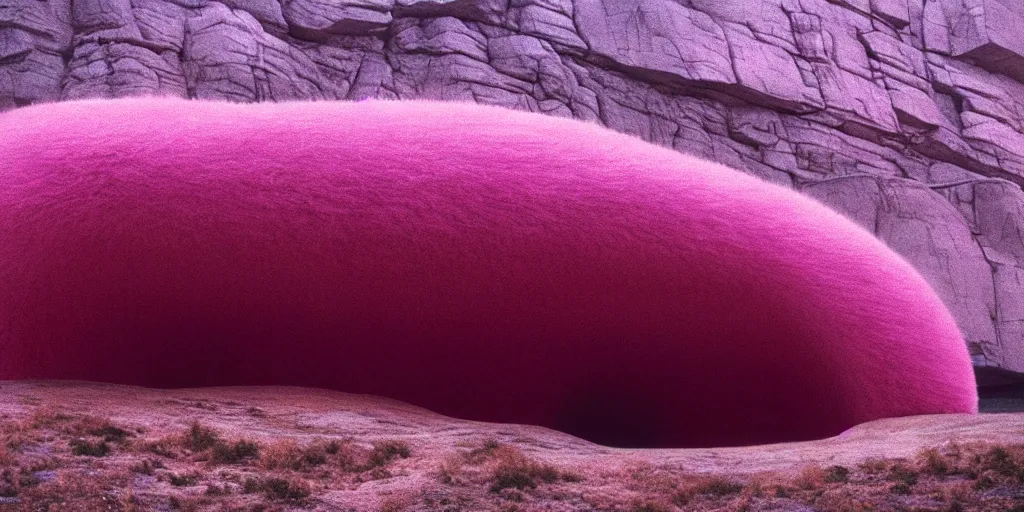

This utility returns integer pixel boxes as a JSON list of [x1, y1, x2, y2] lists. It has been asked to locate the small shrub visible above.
[[824, 465, 850, 483], [887, 463, 918, 486], [168, 472, 199, 487], [694, 476, 744, 496], [363, 467, 392, 481], [670, 475, 744, 506], [465, 439, 502, 465], [260, 476, 311, 502], [336, 447, 359, 472], [944, 480, 974, 503], [69, 438, 110, 457], [533, 464, 559, 484], [561, 471, 584, 483], [204, 483, 228, 496], [773, 485, 790, 498], [29, 407, 73, 428], [303, 450, 327, 467], [210, 439, 260, 464], [183, 421, 220, 452], [140, 438, 177, 458], [259, 439, 303, 471], [972, 470, 999, 491], [380, 492, 417, 512], [167, 495, 203, 511], [671, 489, 693, 507], [242, 477, 260, 494], [437, 455, 463, 484], [858, 458, 888, 474], [793, 465, 825, 490], [733, 495, 753, 512], [0, 443, 14, 467], [744, 479, 765, 498], [890, 482, 912, 495], [486, 447, 562, 494], [324, 440, 340, 454], [132, 459, 155, 475], [366, 440, 411, 469], [89, 424, 133, 443], [491, 465, 537, 492], [919, 447, 951, 475], [16, 471, 40, 489], [981, 446, 1020, 477]]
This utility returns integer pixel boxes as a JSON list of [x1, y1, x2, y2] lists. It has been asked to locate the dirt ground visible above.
[[1, 380, 1022, 511]]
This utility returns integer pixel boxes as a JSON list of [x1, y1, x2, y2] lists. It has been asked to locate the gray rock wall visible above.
[[3, 0, 1023, 386]]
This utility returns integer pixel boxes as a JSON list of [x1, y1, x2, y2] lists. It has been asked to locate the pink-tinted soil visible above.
[[0, 380, 1021, 511]]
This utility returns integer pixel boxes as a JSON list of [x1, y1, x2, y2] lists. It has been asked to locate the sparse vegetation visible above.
[[69, 438, 110, 457], [890, 481, 913, 494], [259, 438, 328, 472], [793, 464, 826, 490], [182, 420, 220, 452], [255, 476, 312, 503], [824, 464, 850, 483], [858, 457, 888, 474], [324, 439, 341, 454], [131, 458, 163, 475], [671, 475, 744, 505], [486, 444, 562, 493], [167, 471, 200, 487], [886, 462, 919, 486], [204, 482, 228, 496], [366, 439, 412, 469], [3, 398, 1024, 511], [210, 438, 261, 464], [918, 447, 951, 475], [694, 476, 744, 496], [140, 437, 177, 458], [465, 438, 502, 464], [560, 471, 584, 482]]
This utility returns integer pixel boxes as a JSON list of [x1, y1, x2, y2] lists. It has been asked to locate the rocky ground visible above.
[[0, 380, 1022, 512]]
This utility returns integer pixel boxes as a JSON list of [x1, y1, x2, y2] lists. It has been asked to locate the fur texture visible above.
[[0, 97, 978, 448]]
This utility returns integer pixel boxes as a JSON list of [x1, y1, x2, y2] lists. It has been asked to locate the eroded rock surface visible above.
[[2, 0, 1024, 384]]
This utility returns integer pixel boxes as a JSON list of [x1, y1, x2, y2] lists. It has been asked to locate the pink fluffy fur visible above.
[[0, 97, 978, 448]]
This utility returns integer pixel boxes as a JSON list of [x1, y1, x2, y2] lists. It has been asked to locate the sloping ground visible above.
[[0, 381, 1022, 511]]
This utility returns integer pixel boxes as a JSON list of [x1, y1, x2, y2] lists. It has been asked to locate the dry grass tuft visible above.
[[435, 439, 573, 495], [209, 438, 261, 465], [258, 439, 318, 472], [792, 464, 827, 490], [68, 437, 110, 457], [486, 444, 563, 493], [672, 474, 745, 506], [181, 420, 220, 452], [243, 475, 312, 504]]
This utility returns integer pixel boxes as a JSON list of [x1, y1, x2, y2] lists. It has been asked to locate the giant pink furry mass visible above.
[[0, 97, 978, 448]]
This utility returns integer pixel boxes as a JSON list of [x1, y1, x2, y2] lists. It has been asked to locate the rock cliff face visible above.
[[1, 0, 1023, 386]]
